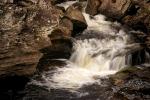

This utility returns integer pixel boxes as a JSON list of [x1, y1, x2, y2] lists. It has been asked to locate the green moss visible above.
[[116, 66, 139, 74], [110, 66, 140, 81], [142, 8, 150, 14]]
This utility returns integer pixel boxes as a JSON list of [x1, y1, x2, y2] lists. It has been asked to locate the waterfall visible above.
[[30, 2, 142, 91]]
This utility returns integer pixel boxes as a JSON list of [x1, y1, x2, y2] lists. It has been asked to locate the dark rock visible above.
[[40, 37, 73, 59], [79, 0, 87, 2], [86, 0, 101, 16], [49, 27, 72, 40], [86, 0, 150, 34], [122, 6, 150, 33], [0, 75, 29, 100], [60, 17, 73, 31], [37, 37, 73, 72], [51, 0, 76, 5], [110, 66, 150, 100], [86, 0, 131, 19], [55, 5, 65, 16], [37, 59, 67, 72], [65, 3, 87, 35]]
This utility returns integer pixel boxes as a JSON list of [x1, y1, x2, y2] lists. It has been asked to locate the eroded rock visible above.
[[65, 3, 87, 35], [110, 66, 150, 100], [86, 0, 150, 33], [0, 0, 60, 77], [86, 0, 131, 19]]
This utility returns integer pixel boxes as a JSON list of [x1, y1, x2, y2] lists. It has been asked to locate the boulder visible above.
[[86, 0, 150, 34], [60, 17, 73, 31], [86, 0, 101, 16], [51, 0, 76, 5], [65, 3, 87, 35], [86, 0, 131, 19], [122, 4, 150, 33], [110, 66, 150, 100], [49, 26, 72, 40], [0, 0, 60, 77], [38, 37, 73, 72]]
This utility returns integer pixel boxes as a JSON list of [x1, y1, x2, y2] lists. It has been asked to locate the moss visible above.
[[116, 66, 139, 74], [110, 66, 140, 85]]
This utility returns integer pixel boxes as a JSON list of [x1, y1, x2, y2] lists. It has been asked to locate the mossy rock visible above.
[[110, 66, 140, 85]]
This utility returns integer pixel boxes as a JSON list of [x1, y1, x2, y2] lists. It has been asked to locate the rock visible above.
[[110, 66, 139, 85], [49, 26, 72, 40], [37, 59, 67, 72], [86, 0, 131, 19], [110, 66, 150, 100], [86, 0, 101, 16], [41, 37, 73, 59], [48, 16, 73, 40], [65, 3, 87, 35], [38, 37, 73, 72], [51, 0, 76, 5], [122, 5, 150, 33], [60, 17, 73, 31], [0, 0, 60, 77], [79, 0, 87, 2], [85, 0, 150, 54], [55, 5, 65, 16], [86, 0, 150, 34]]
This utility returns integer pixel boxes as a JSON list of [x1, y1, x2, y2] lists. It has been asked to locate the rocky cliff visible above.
[[0, 0, 60, 77]]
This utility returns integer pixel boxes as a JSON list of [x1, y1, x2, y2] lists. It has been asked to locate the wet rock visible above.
[[0, 0, 14, 5], [40, 38, 73, 59], [110, 66, 150, 100], [37, 59, 67, 72], [60, 17, 73, 31], [49, 16, 74, 40], [86, 0, 131, 19], [110, 66, 140, 85], [51, 0, 76, 5], [86, 0, 150, 35], [86, 0, 101, 16], [0, 0, 60, 77], [79, 0, 87, 2], [66, 3, 87, 35], [122, 5, 150, 33], [36, 37, 72, 73], [55, 5, 65, 16], [49, 26, 72, 40], [0, 75, 29, 100]]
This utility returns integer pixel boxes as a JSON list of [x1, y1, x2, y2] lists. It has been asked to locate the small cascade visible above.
[[30, 2, 143, 91]]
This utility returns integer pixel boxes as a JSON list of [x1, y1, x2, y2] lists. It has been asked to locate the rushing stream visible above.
[[29, 3, 141, 91], [21, 1, 150, 100]]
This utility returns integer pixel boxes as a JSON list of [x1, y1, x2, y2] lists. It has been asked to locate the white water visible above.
[[56, 1, 77, 9], [30, 2, 142, 91]]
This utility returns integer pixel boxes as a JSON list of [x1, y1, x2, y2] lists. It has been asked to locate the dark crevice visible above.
[[126, 4, 140, 15], [0, 76, 29, 100], [111, 0, 116, 3]]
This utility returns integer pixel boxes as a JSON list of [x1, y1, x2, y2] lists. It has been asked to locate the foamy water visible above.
[[56, 1, 77, 9], [30, 2, 142, 91]]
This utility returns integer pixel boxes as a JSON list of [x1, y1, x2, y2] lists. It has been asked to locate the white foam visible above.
[[56, 1, 77, 10], [30, 9, 141, 91]]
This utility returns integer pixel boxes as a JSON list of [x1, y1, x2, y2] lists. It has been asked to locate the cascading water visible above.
[[30, 2, 142, 91]]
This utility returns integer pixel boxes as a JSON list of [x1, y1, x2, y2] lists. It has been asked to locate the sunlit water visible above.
[[30, 2, 142, 91]]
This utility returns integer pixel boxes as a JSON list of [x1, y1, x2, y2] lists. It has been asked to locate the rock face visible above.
[[110, 66, 150, 100], [122, 1, 150, 33], [86, 0, 132, 19], [65, 2, 87, 35], [86, 0, 150, 48], [0, 0, 60, 77], [37, 1, 88, 72], [86, 0, 150, 32], [51, 0, 76, 5]]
